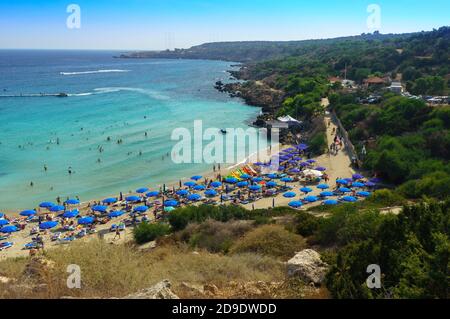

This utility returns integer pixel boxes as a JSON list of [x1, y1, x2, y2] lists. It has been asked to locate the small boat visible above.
[[56, 93, 68, 98]]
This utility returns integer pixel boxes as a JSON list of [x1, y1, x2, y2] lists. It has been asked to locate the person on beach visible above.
[[113, 226, 121, 240]]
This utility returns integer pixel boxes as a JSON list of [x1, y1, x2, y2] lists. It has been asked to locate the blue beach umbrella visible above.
[[1, 225, 18, 233], [78, 217, 95, 225], [125, 195, 140, 202], [352, 174, 364, 180], [352, 182, 365, 188], [252, 177, 263, 183], [39, 221, 58, 230], [277, 166, 286, 171], [191, 175, 203, 181], [304, 196, 319, 203], [267, 174, 278, 179], [136, 187, 149, 194], [339, 187, 351, 193], [307, 159, 316, 164], [297, 144, 308, 150], [336, 179, 348, 185], [103, 198, 117, 204], [39, 202, 55, 208], [146, 191, 160, 197], [357, 191, 371, 197], [266, 181, 278, 188], [365, 182, 376, 188], [317, 184, 329, 190], [237, 181, 249, 188], [176, 189, 189, 196], [300, 187, 313, 194], [210, 181, 222, 188], [289, 201, 303, 208], [283, 192, 296, 198], [193, 184, 206, 191], [63, 210, 79, 218], [369, 178, 382, 183], [0, 219, 10, 226], [249, 185, 262, 192], [20, 210, 37, 217], [253, 162, 264, 166], [188, 194, 202, 201], [184, 181, 197, 187], [0, 213, 4, 218], [205, 189, 217, 197], [50, 205, 65, 212], [300, 162, 310, 167], [224, 177, 238, 184], [240, 174, 251, 179], [108, 211, 124, 218], [320, 191, 334, 197], [323, 199, 339, 205], [65, 199, 80, 205], [281, 177, 293, 183], [290, 168, 301, 173], [92, 205, 107, 212], [164, 200, 179, 207], [315, 167, 327, 171], [164, 206, 175, 212], [134, 206, 149, 213], [342, 196, 357, 202]]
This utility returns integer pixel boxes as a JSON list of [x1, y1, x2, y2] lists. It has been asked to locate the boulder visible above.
[[123, 280, 179, 299], [286, 249, 329, 285]]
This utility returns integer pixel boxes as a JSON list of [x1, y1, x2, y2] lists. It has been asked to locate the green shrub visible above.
[[295, 212, 320, 237], [365, 189, 405, 207], [133, 222, 171, 244]]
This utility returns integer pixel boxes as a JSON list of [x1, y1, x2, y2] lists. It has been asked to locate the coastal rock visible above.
[[179, 282, 205, 297], [138, 240, 157, 252], [23, 256, 56, 280], [123, 280, 179, 299], [286, 249, 329, 285]]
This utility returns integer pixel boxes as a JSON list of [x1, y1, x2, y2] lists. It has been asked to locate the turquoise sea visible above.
[[0, 50, 263, 211]]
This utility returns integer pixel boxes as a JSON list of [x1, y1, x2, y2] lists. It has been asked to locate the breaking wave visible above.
[[60, 69, 130, 76]]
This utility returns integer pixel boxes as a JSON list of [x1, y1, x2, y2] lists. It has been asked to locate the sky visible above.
[[0, 0, 448, 50]]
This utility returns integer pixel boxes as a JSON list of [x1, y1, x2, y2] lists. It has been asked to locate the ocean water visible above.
[[0, 50, 263, 211]]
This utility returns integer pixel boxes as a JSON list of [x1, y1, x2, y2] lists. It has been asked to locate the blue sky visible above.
[[0, 0, 448, 50]]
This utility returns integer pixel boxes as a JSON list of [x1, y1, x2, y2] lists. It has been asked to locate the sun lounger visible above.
[[51, 232, 62, 241], [0, 242, 13, 251], [24, 242, 40, 250], [0, 234, 11, 241], [56, 237, 75, 245]]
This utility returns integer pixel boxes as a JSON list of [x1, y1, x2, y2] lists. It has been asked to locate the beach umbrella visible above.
[[315, 166, 327, 171], [78, 217, 95, 225], [277, 166, 286, 171], [102, 198, 117, 204], [125, 195, 140, 202], [307, 159, 316, 164], [293, 156, 303, 161], [237, 181, 249, 188], [300, 162, 310, 167], [357, 191, 371, 197], [297, 144, 308, 150], [187, 194, 202, 201], [320, 191, 334, 197], [146, 191, 160, 197], [352, 174, 364, 180], [240, 174, 251, 179], [92, 205, 107, 212], [266, 181, 278, 188], [336, 179, 348, 185], [164, 206, 175, 212], [253, 162, 264, 166], [302, 169, 323, 177], [252, 177, 263, 183], [133, 206, 149, 213], [205, 189, 217, 197], [342, 196, 357, 202], [0, 213, 4, 218], [224, 177, 238, 184], [20, 210, 37, 217], [176, 189, 189, 196], [290, 168, 301, 174], [288, 160, 297, 164], [249, 185, 262, 192], [65, 199, 80, 205], [62, 210, 79, 218], [164, 200, 178, 207], [39, 202, 55, 208], [267, 174, 278, 179], [304, 196, 318, 203], [283, 192, 296, 198], [136, 187, 149, 194], [0, 225, 18, 233], [300, 187, 313, 194], [184, 181, 197, 187], [365, 182, 376, 188], [108, 211, 124, 218], [191, 175, 202, 181], [323, 199, 339, 206], [289, 201, 303, 208], [39, 221, 58, 230], [281, 177, 293, 183], [193, 185, 206, 191], [339, 187, 351, 193], [317, 184, 330, 190], [352, 182, 365, 188], [50, 205, 65, 212], [0, 219, 10, 226], [210, 181, 222, 188]]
